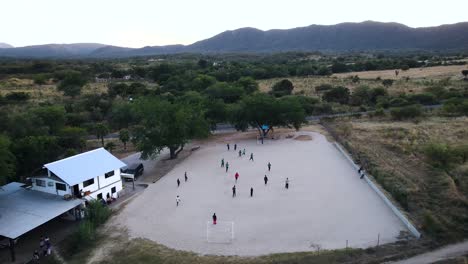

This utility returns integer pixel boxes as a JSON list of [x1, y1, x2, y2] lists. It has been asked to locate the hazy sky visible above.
[[2, 0, 467, 48]]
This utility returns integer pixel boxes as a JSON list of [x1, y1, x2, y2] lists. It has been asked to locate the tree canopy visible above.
[[131, 98, 210, 159], [231, 93, 306, 138]]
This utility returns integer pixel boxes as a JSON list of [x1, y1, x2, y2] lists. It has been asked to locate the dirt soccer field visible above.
[[114, 131, 406, 256]]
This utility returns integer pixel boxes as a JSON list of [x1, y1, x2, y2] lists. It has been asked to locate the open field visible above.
[[333, 65, 468, 80], [259, 65, 468, 96], [325, 116, 468, 241], [112, 131, 405, 256]]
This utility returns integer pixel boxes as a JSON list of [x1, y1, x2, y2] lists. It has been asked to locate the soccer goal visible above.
[[206, 221, 234, 244]]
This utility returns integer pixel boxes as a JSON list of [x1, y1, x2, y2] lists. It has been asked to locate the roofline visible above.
[[44, 147, 105, 168]]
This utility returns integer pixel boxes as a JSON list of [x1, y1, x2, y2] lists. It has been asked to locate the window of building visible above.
[[36, 179, 46, 187], [105, 170, 115, 178], [47, 181, 54, 187], [97, 193, 103, 200], [111, 187, 116, 193], [56, 183, 66, 191], [83, 178, 95, 187]]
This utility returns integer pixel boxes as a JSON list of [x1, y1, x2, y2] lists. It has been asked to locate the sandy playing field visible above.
[[114, 131, 406, 256]]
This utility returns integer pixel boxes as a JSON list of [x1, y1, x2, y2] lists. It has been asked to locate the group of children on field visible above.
[[212, 142, 289, 224]]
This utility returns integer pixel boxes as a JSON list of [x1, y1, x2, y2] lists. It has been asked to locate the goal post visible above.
[[206, 221, 234, 244]]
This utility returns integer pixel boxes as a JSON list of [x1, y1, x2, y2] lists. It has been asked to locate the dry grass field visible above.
[[0, 78, 109, 101], [259, 65, 468, 96], [326, 116, 468, 242], [334, 65, 468, 80]]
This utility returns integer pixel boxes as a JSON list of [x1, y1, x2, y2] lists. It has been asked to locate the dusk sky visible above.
[[2, 0, 467, 48]]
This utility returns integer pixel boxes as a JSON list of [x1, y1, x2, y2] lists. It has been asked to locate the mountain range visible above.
[[1, 21, 468, 58]]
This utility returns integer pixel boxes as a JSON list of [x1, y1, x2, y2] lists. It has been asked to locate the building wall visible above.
[[74, 169, 123, 200], [31, 177, 71, 196]]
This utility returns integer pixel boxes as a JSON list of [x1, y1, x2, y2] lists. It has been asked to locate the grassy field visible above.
[[333, 65, 468, 80], [325, 116, 468, 242], [258, 65, 468, 96], [0, 78, 109, 101]]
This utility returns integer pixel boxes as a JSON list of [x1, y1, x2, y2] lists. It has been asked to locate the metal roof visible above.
[[0, 182, 83, 239], [44, 148, 126, 186]]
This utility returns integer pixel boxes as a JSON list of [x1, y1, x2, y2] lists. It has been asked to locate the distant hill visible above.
[[0, 43, 13, 49], [1, 21, 468, 58], [0, 43, 107, 58], [187, 21, 468, 52]]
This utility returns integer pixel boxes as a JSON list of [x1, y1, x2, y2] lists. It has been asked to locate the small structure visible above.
[[33, 148, 126, 201], [0, 182, 83, 261], [0, 148, 126, 261]]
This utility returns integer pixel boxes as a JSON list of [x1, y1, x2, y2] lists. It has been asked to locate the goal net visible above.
[[206, 221, 234, 244]]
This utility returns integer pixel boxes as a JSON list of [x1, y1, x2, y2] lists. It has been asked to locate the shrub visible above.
[[390, 104, 423, 120], [422, 211, 444, 238], [322, 86, 350, 104], [5, 92, 30, 102], [382, 79, 394, 87], [423, 142, 456, 168], [407, 93, 438, 105], [270, 79, 294, 97], [315, 84, 333, 93]]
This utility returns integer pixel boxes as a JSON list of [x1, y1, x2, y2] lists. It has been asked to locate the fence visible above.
[[321, 120, 421, 239]]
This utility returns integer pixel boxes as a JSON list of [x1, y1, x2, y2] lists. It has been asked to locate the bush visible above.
[[315, 84, 333, 93], [407, 93, 438, 105], [390, 105, 423, 120], [5, 92, 30, 102], [442, 98, 468, 116], [322, 86, 350, 104], [423, 142, 457, 168], [422, 211, 444, 238], [270, 79, 294, 97]]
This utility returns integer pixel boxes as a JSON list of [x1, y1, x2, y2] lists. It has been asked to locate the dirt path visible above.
[[386, 241, 468, 264]]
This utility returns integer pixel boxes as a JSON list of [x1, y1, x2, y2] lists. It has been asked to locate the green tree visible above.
[[58, 71, 87, 97], [0, 135, 16, 185], [12, 136, 61, 178], [461, 70, 468, 80], [119, 129, 130, 150], [58, 127, 87, 150], [33, 105, 66, 134], [236, 77, 259, 94], [231, 94, 306, 138], [93, 123, 109, 147], [105, 142, 116, 153], [205, 82, 245, 103], [323, 86, 350, 104], [270, 79, 294, 97], [132, 98, 210, 159]]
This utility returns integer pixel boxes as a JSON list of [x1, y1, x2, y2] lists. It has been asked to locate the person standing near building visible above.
[[177, 178, 180, 187], [226, 162, 229, 172], [238, 150, 242, 157], [235, 172, 239, 182], [250, 187, 253, 197], [285, 178, 289, 189], [268, 162, 271, 171], [176, 195, 181, 206], [184, 172, 188, 182], [264, 175, 268, 185], [39, 236, 45, 256], [249, 153, 254, 161], [212, 213, 217, 225], [227, 143, 230, 151], [221, 158, 224, 168], [234, 144, 237, 151], [242, 149, 246, 156], [232, 185, 236, 197]]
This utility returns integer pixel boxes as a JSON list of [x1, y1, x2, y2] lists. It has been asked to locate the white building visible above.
[[31, 148, 126, 201]]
